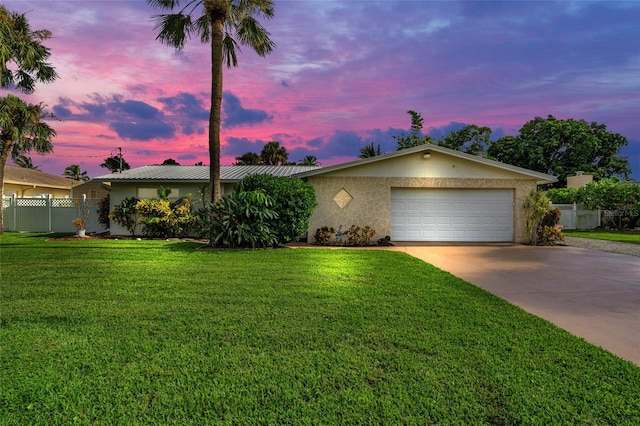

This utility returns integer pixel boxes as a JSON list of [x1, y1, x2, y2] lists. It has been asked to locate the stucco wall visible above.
[[306, 176, 537, 243]]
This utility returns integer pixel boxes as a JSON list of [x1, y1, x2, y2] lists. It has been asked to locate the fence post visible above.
[[12, 194, 17, 231], [47, 194, 52, 232]]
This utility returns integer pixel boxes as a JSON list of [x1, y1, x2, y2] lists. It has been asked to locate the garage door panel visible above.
[[391, 189, 513, 242]]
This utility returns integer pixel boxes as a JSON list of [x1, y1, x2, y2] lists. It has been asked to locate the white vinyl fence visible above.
[[552, 203, 600, 230], [2, 195, 103, 233]]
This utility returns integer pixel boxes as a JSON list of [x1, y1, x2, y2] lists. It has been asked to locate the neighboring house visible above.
[[94, 165, 319, 235], [2, 165, 81, 198], [293, 144, 556, 243], [71, 180, 111, 200]]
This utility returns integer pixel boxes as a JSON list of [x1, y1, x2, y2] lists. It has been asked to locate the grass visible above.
[[564, 228, 640, 244], [1, 233, 639, 425]]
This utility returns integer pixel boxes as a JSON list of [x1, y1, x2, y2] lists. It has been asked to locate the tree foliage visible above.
[[100, 155, 130, 173], [234, 141, 293, 165], [0, 5, 57, 93], [394, 110, 433, 150], [237, 174, 317, 244], [298, 155, 320, 166], [148, 0, 275, 205], [109, 197, 140, 235], [63, 164, 89, 182], [359, 142, 383, 159], [488, 115, 630, 187], [13, 154, 39, 169], [437, 124, 492, 156]]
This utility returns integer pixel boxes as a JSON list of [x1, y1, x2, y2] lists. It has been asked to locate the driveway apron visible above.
[[387, 244, 640, 366]]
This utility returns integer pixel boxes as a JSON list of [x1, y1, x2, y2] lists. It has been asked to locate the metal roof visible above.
[[94, 165, 321, 183], [293, 144, 557, 184]]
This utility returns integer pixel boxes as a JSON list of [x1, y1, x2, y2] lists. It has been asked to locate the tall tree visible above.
[[488, 115, 631, 188], [100, 155, 130, 173], [260, 141, 289, 165], [13, 154, 39, 169], [148, 0, 275, 204], [437, 124, 493, 157], [0, 95, 56, 234], [0, 6, 58, 234], [358, 142, 382, 159], [394, 110, 433, 150], [63, 164, 89, 182]]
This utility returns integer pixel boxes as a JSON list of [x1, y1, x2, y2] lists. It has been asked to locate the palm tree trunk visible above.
[[209, 14, 224, 204], [0, 149, 11, 235]]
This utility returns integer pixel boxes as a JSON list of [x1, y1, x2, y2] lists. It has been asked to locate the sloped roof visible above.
[[4, 165, 82, 189], [94, 165, 321, 183], [293, 144, 557, 184]]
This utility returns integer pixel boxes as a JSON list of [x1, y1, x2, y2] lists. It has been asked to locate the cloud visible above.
[[222, 92, 273, 128], [110, 121, 174, 141], [223, 137, 268, 157], [158, 92, 208, 135]]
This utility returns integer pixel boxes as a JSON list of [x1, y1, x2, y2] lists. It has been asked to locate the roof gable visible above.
[[4, 165, 81, 189], [294, 144, 557, 184]]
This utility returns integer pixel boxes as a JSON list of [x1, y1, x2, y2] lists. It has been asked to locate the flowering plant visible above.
[[72, 217, 86, 231]]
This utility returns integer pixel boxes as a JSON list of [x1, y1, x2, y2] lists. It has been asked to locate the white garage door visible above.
[[391, 189, 513, 242]]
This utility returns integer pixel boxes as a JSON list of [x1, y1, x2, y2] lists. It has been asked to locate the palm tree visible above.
[[147, 0, 275, 204], [260, 141, 288, 165], [0, 95, 56, 235], [0, 5, 58, 92], [298, 155, 319, 166], [13, 154, 39, 170], [234, 151, 261, 165], [63, 164, 90, 182], [358, 142, 383, 159]]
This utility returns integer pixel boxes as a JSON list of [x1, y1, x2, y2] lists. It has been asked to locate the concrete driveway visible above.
[[387, 244, 640, 366]]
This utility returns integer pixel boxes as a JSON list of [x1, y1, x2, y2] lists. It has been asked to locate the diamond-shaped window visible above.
[[333, 189, 353, 208]]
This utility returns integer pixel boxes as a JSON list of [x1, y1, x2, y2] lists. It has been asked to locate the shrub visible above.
[[207, 190, 279, 249], [109, 197, 140, 235], [236, 175, 316, 244], [546, 187, 579, 204], [314, 226, 335, 245], [536, 208, 564, 245], [135, 196, 195, 238], [97, 194, 110, 229], [523, 190, 552, 245]]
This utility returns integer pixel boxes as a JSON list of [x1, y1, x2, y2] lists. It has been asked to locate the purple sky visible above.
[[5, 0, 640, 180]]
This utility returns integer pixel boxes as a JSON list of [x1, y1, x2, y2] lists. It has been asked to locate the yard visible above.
[[1, 233, 639, 424], [564, 229, 640, 245]]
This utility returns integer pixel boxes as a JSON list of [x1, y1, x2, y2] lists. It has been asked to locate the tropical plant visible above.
[[207, 190, 279, 248], [298, 155, 319, 166], [260, 141, 290, 165], [234, 152, 262, 165], [13, 154, 39, 169], [237, 174, 317, 244], [100, 155, 130, 173], [148, 0, 276, 205], [523, 190, 552, 245], [72, 217, 86, 231], [109, 197, 140, 235], [358, 142, 383, 159], [394, 110, 433, 150], [536, 208, 564, 245], [0, 5, 58, 92], [63, 164, 90, 182], [135, 196, 195, 238], [0, 96, 56, 235]]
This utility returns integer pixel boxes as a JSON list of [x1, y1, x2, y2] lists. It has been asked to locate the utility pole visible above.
[[118, 147, 123, 173]]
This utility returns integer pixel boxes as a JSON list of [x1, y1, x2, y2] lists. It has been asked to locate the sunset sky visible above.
[[5, 0, 640, 180]]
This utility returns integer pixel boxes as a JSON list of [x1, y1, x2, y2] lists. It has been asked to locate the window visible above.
[[137, 187, 179, 199]]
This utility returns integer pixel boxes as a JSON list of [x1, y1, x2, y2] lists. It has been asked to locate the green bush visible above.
[[135, 196, 195, 238], [109, 197, 139, 235], [537, 208, 564, 245], [237, 174, 317, 244], [207, 190, 279, 249], [97, 195, 110, 230], [546, 187, 579, 204]]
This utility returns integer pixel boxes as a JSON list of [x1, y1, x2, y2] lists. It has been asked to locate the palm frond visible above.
[[152, 13, 194, 49], [222, 34, 239, 68], [235, 14, 274, 57]]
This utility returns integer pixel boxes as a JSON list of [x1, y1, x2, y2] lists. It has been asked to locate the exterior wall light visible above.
[[423, 151, 431, 159]]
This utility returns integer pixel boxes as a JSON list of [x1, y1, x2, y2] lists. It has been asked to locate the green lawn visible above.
[[1, 233, 639, 425], [564, 229, 640, 245]]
